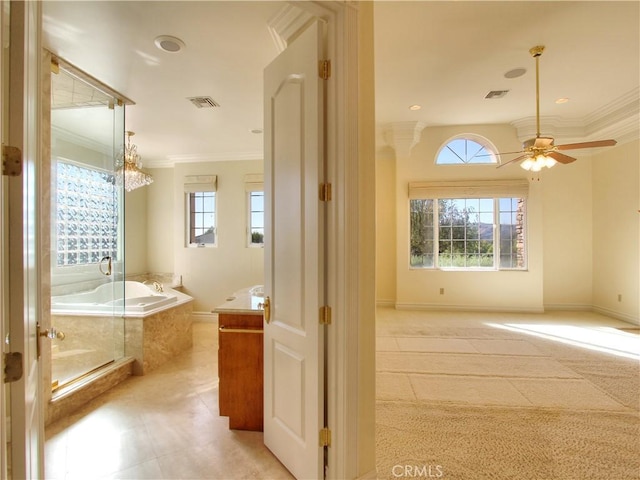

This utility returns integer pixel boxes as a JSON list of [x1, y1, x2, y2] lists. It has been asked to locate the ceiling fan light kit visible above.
[[495, 45, 617, 172]]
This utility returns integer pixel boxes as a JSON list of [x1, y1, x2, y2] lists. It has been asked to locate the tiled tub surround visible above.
[[47, 283, 193, 425], [125, 299, 193, 375]]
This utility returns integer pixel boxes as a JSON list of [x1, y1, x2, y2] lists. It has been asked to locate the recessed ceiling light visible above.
[[504, 67, 527, 79], [555, 97, 570, 104], [154, 35, 186, 53], [409, 104, 422, 111]]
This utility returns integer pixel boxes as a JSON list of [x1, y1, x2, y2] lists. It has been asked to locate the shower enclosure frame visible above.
[[43, 51, 135, 399]]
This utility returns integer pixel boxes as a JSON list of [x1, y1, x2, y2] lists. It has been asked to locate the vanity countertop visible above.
[[212, 293, 264, 315]]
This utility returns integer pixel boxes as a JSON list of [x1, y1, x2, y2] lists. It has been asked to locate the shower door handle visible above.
[[36, 323, 66, 359], [99, 256, 112, 276]]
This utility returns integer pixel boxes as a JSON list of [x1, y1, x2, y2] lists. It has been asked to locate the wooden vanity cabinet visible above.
[[217, 312, 263, 431]]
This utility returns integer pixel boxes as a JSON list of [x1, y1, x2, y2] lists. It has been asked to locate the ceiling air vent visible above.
[[187, 96, 220, 108], [485, 90, 509, 99]]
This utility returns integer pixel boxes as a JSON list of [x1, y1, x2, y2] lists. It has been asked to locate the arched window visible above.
[[436, 135, 497, 165]]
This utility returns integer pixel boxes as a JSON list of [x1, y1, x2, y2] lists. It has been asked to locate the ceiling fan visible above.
[[496, 45, 617, 171]]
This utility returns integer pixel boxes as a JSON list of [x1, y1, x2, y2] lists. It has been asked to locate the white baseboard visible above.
[[592, 305, 639, 325], [544, 303, 592, 311], [394, 303, 545, 314], [376, 299, 395, 307], [387, 302, 639, 325]]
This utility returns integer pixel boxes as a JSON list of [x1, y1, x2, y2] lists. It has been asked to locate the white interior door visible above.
[[263, 20, 325, 480], [5, 1, 44, 478]]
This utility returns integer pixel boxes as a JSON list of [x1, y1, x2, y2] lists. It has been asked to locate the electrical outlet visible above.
[[439, 288, 445, 295], [618, 294, 622, 302]]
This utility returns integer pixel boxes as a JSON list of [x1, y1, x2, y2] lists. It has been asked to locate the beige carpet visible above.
[[376, 309, 640, 480]]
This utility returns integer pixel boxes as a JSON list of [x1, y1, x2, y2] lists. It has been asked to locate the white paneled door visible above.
[[3, 1, 44, 478], [263, 19, 326, 480]]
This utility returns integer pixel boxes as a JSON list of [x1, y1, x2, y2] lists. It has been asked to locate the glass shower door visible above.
[[49, 62, 126, 390]]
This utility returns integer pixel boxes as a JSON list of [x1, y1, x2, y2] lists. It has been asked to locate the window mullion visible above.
[[494, 198, 499, 269], [433, 199, 439, 268]]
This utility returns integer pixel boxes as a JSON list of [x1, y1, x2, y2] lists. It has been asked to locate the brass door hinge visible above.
[[319, 60, 331, 80], [2, 145, 22, 176], [320, 305, 332, 325], [4, 352, 23, 383], [319, 427, 331, 447], [319, 183, 332, 202]]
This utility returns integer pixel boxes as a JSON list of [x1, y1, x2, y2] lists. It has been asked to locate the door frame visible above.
[[270, 2, 376, 478], [2, 1, 376, 478], [5, 1, 44, 478], [1, 0, 8, 476]]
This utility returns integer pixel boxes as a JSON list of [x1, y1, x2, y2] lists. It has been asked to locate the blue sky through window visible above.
[[437, 138, 496, 164]]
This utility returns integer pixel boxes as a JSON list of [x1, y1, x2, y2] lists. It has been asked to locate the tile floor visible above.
[[44, 322, 293, 480], [45, 309, 639, 479]]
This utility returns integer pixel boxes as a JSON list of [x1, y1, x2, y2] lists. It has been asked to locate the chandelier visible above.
[[116, 131, 153, 192]]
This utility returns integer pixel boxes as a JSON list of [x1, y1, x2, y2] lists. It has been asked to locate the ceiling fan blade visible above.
[[548, 151, 576, 164], [496, 154, 529, 169], [556, 139, 617, 150]]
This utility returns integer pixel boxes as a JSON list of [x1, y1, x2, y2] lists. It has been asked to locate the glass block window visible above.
[[55, 161, 119, 266]]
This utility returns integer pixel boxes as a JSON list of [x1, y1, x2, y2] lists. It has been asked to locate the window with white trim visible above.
[[245, 174, 264, 247], [248, 192, 264, 246], [185, 175, 217, 247], [409, 180, 527, 270], [436, 135, 498, 165]]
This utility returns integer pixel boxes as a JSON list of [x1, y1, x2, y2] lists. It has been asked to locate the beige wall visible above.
[[357, 1, 376, 475], [375, 148, 396, 305], [124, 184, 148, 276], [592, 139, 639, 323], [145, 168, 175, 274], [387, 124, 544, 312], [542, 155, 593, 308], [163, 161, 264, 312], [129, 161, 264, 312], [376, 124, 639, 322]]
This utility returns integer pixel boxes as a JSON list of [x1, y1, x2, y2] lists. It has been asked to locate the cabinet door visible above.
[[218, 314, 264, 431]]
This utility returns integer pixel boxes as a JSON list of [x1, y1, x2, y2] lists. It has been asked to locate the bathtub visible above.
[[51, 281, 190, 317], [50, 280, 194, 382]]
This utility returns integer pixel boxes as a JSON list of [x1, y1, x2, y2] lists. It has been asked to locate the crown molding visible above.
[[267, 4, 315, 54], [149, 151, 263, 168], [379, 121, 428, 159], [511, 87, 639, 145], [51, 125, 113, 156]]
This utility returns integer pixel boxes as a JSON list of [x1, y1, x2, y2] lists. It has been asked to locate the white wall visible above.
[[124, 185, 148, 275], [391, 124, 544, 312], [542, 155, 593, 309], [145, 168, 175, 274], [147, 160, 264, 312], [592, 139, 639, 323], [377, 124, 640, 323]]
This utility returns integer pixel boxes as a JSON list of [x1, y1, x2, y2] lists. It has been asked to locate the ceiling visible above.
[[42, 1, 640, 168]]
